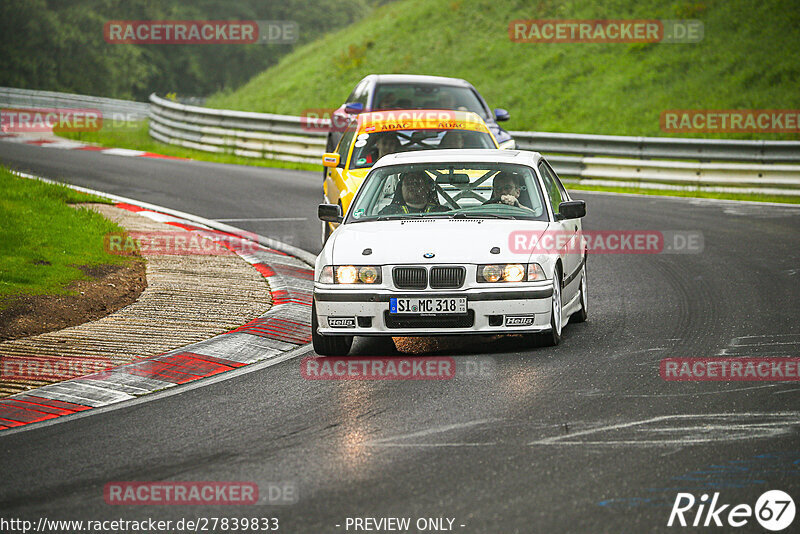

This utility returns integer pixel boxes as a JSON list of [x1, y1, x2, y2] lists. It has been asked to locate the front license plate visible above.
[[390, 297, 467, 315]]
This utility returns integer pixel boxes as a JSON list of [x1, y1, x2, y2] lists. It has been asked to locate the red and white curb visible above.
[[0, 132, 186, 160], [0, 175, 315, 432]]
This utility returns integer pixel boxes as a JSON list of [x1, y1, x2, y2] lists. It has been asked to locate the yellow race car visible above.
[[321, 109, 499, 243]]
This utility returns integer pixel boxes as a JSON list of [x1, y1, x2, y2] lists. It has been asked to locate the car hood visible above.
[[330, 219, 550, 264]]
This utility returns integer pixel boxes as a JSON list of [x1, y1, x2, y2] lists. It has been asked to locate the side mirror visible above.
[[558, 200, 586, 220], [322, 152, 340, 168], [494, 108, 510, 122], [318, 203, 343, 223], [344, 102, 364, 114]]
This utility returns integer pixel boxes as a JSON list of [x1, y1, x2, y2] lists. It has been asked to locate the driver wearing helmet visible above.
[[379, 171, 449, 215]]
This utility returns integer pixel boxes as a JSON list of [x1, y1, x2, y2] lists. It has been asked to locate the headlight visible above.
[[503, 263, 525, 282], [481, 264, 502, 283], [358, 265, 379, 283], [336, 265, 359, 284], [477, 263, 545, 283], [318, 265, 382, 284]]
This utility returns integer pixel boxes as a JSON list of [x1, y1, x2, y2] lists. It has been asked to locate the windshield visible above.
[[346, 163, 549, 223], [372, 84, 489, 118], [349, 129, 496, 169]]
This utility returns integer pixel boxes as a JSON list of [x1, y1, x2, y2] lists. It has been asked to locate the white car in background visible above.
[[313, 149, 587, 356]]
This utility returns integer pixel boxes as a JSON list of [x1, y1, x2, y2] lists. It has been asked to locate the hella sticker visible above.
[[328, 317, 356, 328], [506, 315, 535, 326]]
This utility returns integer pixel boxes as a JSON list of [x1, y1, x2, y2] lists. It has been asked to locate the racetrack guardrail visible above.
[[146, 93, 800, 194], [148, 94, 324, 164], [5, 88, 799, 194], [0, 87, 149, 121]]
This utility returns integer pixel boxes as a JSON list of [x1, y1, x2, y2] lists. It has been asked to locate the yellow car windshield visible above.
[[349, 129, 496, 169]]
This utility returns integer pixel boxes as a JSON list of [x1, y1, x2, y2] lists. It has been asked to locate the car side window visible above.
[[546, 161, 569, 201], [538, 162, 563, 217], [469, 88, 491, 118], [354, 80, 370, 105], [336, 127, 356, 166], [347, 79, 368, 105]]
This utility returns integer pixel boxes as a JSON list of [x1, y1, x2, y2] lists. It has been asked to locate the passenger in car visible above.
[[376, 93, 397, 110], [379, 171, 449, 215], [438, 93, 457, 110], [364, 133, 402, 164], [439, 130, 465, 149], [483, 171, 530, 209]]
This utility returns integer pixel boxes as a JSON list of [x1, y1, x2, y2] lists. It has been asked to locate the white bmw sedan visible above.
[[313, 149, 587, 356]]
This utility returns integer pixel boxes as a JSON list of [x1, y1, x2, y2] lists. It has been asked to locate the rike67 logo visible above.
[[668, 490, 795, 531]]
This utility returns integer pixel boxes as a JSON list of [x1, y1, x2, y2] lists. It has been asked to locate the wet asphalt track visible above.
[[1, 141, 799, 533]]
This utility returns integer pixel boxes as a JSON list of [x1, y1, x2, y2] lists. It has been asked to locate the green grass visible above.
[[0, 166, 134, 305], [59, 121, 319, 172], [565, 182, 800, 204], [206, 0, 800, 141]]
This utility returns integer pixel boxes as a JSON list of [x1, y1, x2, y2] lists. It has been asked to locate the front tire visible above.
[[571, 260, 588, 323], [311, 304, 353, 356], [538, 270, 563, 346]]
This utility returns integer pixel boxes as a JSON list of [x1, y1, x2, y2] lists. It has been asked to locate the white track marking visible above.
[[366, 419, 494, 446], [528, 413, 800, 446], [620, 384, 777, 397], [573, 189, 800, 208], [215, 217, 308, 222], [95, 148, 147, 157], [731, 334, 800, 344], [367, 442, 498, 447], [774, 388, 800, 395]]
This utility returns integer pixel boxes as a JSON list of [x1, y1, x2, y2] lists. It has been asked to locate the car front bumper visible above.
[[314, 283, 554, 336]]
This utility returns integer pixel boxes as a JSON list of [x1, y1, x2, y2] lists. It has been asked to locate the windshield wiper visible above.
[[450, 212, 515, 220], [376, 213, 433, 221]]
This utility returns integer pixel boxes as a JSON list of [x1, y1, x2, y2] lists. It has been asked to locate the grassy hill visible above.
[[207, 0, 800, 140]]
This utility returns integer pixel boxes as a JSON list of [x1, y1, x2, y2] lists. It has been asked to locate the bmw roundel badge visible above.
[[423, 252, 435, 258]]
